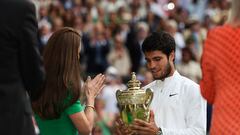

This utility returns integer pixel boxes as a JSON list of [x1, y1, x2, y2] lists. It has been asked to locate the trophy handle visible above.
[[145, 88, 153, 108], [116, 89, 121, 103]]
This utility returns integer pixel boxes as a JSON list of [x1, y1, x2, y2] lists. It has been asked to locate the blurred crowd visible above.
[[33, 0, 230, 134]]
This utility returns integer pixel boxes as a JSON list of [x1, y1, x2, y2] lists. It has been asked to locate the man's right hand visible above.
[[115, 116, 133, 135]]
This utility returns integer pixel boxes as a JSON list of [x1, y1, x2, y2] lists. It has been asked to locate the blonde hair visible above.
[[227, 0, 240, 25]]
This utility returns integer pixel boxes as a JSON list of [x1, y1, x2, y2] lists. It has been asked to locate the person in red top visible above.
[[200, 0, 240, 134]]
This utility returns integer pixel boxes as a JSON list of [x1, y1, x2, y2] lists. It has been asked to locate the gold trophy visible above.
[[116, 72, 153, 125]]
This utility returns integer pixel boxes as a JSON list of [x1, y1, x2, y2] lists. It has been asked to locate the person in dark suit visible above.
[[0, 0, 44, 135], [125, 22, 149, 73]]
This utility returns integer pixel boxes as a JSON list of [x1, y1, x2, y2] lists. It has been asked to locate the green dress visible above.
[[35, 99, 84, 135]]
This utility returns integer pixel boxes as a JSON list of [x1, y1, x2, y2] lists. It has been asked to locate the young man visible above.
[[119, 32, 206, 135]]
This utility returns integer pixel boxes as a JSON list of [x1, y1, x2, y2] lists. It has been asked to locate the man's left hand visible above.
[[130, 110, 159, 135]]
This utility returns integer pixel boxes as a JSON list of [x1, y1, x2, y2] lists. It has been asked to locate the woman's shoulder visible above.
[[210, 24, 238, 35], [206, 24, 237, 46], [64, 99, 84, 115]]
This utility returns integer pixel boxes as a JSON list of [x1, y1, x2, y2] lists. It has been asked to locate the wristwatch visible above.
[[156, 127, 163, 135]]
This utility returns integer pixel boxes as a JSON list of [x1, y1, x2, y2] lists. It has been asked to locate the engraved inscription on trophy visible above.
[[116, 72, 153, 124]]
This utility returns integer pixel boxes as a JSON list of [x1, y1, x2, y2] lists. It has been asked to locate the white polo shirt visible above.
[[143, 71, 206, 135]]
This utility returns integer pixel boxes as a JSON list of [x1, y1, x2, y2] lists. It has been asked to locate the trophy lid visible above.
[[127, 72, 141, 91]]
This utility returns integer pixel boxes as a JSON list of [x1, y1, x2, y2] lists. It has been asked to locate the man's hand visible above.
[[130, 110, 159, 135], [115, 116, 133, 135]]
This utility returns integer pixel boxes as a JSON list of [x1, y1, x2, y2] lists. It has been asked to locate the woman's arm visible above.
[[69, 74, 105, 135]]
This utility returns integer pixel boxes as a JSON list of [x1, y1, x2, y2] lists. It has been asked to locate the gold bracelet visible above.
[[86, 105, 95, 110]]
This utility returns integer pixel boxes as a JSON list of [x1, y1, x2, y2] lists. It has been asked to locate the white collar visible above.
[[155, 70, 179, 84], [153, 71, 180, 93]]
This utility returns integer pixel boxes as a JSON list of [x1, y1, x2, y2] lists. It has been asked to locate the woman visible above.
[[32, 27, 105, 135], [200, 0, 240, 134]]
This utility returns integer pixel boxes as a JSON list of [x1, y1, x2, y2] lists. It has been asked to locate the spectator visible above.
[[107, 34, 131, 77], [176, 47, 202, 83], [125, 22, 149, 73], [166, 19, 185, 64], [93, 98, 111, 135], [83, 22, 110, 76]]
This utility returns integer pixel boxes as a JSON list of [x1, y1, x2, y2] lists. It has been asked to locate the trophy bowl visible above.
[[116, 72, 153, 124]]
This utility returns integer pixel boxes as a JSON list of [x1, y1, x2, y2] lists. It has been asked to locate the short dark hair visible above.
[[142, 32, 176, 57]]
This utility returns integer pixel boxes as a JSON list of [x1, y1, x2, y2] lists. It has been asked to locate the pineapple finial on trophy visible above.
[[127, 72, 141, 90]]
